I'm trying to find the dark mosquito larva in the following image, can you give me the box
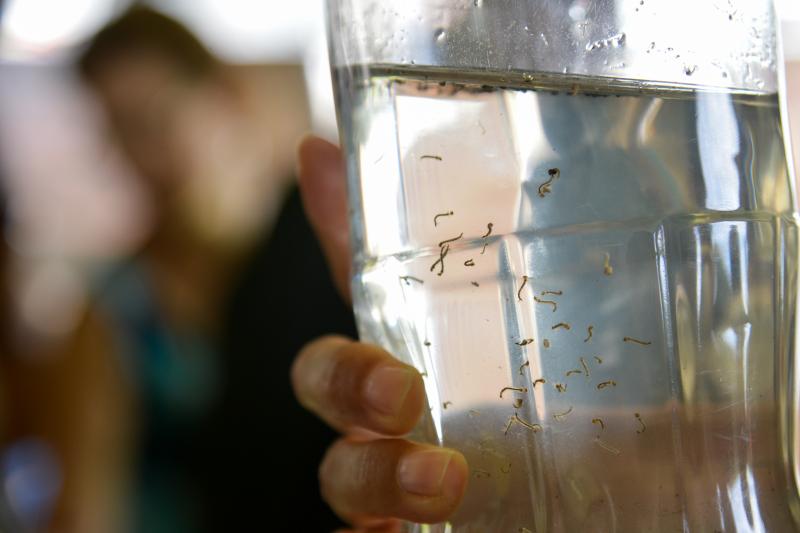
[430,244,450,276]
[438,233,464,248]
[624,336,652,346]
[538,167,560,198]
[635,412,647,434]
[517,275,529,301]
[433,211,454,226]
[399,275,424,286]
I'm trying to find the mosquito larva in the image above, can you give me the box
[424,340,431,347]
[464,259,476,267]
[481,222,494,239]
[443,401,453,409]
[543,339,551,348]
[594,355,604,364]
[421,154,443,161]
[566,369,583,377]
[555,383,567,393]
[517,275,529,301]
[584,325,594,342]
[430,244,450,276]
[541,289,563,296]
[515,338,534,347]
[399,275,424,286]
[533,378,546,387]
[580,357,590,379]
[623,336,652,346]
[592,418,605,430]
[519,361,530,375]
[538,167,560,198]
[474,469,492,478]
[438,233,464,248]
[501,463,512,474]
[469,409,481,417]
[552,322,571,331]
[513,399,524,409]
[513,413,542,432]
[500,386,528,398]
[553,406,574,421]
[635,412,647,434]
[433,211,453,226]
[594,436,621,455]
[534,296,557,312]
[603,252,614,276]
[471,281,480,287]
[597,380,617,389]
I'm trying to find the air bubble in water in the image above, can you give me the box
[683,65,697,76]
[434,28,446,42]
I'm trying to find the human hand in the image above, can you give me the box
[292,136,468,532]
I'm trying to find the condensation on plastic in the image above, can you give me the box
[328,0,779,93]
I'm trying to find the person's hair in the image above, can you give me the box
[77,6,217,82]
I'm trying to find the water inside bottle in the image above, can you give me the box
[335,65,800,532]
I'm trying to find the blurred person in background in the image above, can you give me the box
[0,5,355,532]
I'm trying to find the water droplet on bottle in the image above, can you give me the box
[683,64,697,76]
[434,28,446,42]
[569,4,587,21]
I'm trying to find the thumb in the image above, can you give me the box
[297,135,352,301]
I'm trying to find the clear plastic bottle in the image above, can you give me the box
[328,1,799,531]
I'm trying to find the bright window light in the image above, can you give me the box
[1,0,115,59]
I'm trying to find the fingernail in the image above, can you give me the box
[397,449,455,497]
[364,366,415,416]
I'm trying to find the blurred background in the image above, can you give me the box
[0,0,797,532]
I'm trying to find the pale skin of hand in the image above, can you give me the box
[292,136,469,533]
